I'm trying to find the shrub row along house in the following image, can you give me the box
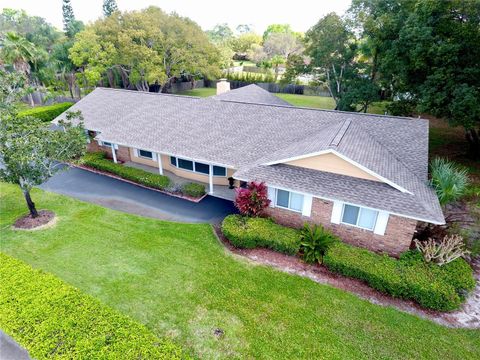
[54,81,444,256]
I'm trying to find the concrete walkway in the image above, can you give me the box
[40,166,237,223]
[0,331,30,360]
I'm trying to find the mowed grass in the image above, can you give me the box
[177,87,388,114]
[1,183,479,359]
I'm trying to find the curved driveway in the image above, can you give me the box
[40,167,237,223]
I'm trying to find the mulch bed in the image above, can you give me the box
[13,210,55,230]
[212,224,479,329]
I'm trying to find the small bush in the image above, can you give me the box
[300,223,339,264]
[0,253,184,359]
[430,157,469,206]
[234,181,270,216]
[221,214,300,255]
[18,102,74,122]
[324,242,475,311]
[80,152,171,190]
[181,182,206,198]
[414,235,470,265]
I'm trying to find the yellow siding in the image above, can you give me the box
[286,153,381,182]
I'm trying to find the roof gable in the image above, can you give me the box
[285,152,382,182]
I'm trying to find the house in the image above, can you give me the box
[54,80,444,256]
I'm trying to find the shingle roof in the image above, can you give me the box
[211,84,291,106]
[54,87,443,224]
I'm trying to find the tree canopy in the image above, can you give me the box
[69,7,221,91]
[103,0,119,17]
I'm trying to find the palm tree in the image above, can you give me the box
[0,32,39,106]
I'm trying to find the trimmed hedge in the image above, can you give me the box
[80,152,171,190]
[18,102,74,122]
[0,253,185,359]
[323,242,475,311]
[221,215,300,255]
[181,182,206,197]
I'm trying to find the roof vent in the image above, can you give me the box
[216,79,231,95]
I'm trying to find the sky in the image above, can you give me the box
[0,0,351,33]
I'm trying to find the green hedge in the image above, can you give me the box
[221,215,300,255]
[18,102,74,122]
[80,152,171,190]
[181,182,206,197]
[0,253,185,359]
[323,242,475,311]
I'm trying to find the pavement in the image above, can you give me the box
[39,166,237,223]
[0,331,30,360]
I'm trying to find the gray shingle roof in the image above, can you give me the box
[211,84,291,106]
[54,87,443,224]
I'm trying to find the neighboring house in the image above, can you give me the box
[54,81,444,256]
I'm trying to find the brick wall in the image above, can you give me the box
[264,198,417,256]
[86,140,131,163]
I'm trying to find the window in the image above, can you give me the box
[213,166,226,177]
[178,158,194,171]
[138,149,153,159]
[275,189,304,212]
[341,204,378,230]
[195,162,209,174]
[169,157,228,177]
[102,141,112,147]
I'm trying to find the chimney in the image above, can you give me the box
[216,79,230,95]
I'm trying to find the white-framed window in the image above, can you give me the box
[138,149,153,159]
[275,189,304,212]
[169,156,227,177]
[99,141,118,149]
[102,141,112,147]
[341,204,378,231]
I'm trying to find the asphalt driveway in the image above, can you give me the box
[40,167,237,223]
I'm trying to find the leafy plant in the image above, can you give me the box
[300,223,338,264]
[234,181,271,217]
[430,157,469,206]
[414,235,470,266]
[221,214,300,255]
[181,182,206,198]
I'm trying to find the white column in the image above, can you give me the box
[111,143,117,163]
[157,153,163,175]
[209,164,214,194]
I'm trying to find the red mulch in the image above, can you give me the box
[13,210,55,229]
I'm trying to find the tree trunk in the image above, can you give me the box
[23,189,38,218]
[466,128,480,159]
[106,68,115,88]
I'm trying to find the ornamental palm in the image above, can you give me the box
[429,158,469,206]
[300,223,338,264]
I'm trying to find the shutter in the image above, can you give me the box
[331,201,343,224]
[374,211,389,235]
[133,148,139,157]
[302,195,312,217]
[267,186,276,207]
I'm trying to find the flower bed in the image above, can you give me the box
[0,253,184,359]
[221,215,476,311]
[80,152,171,190]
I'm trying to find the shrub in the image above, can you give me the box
[300,223,339,264]
[234,181,271,216]
[221,214,300,255]
[323,242,475,311]
[414,235,470,265]
[0,253,184,359]
[80,152,171,190]
[430,157,469,206]
[18,102,74,122]
[181,182,206,198]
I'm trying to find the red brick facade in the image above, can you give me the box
[87,141,131,163]
[264,198,417,256]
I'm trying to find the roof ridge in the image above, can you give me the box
[95,87,203,100]
[330,119,352,147]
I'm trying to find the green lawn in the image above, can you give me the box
[1,183,479,359]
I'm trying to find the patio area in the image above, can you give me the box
[124,161,236,201]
